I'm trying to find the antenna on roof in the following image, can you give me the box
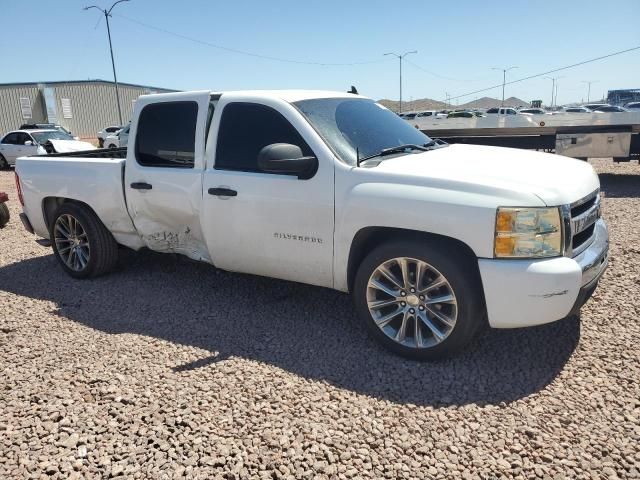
[348,85,359,95]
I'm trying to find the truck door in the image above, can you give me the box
[124,92,213,261]
[201,99,335,288]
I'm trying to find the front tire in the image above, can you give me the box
[50,203,119,279]
[353,240,484,360]
[0,154,9,170]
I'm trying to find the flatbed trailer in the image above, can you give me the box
[414,112,640,161]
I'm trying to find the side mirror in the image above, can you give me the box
[257,143,318,180]
[24,140,34,146]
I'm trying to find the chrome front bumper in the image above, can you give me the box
[573,219,609,287]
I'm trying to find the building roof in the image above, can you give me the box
[0,79,178,92]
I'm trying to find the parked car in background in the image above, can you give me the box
[0,192,9,228]
[414,110,448,119]
[0,131,46,167]
[583,103,610,111]
[0,129,95,167]
[593,105,629,113]
[486,107,517,115]
[624,101,640,111]
[20,123,77,139]
[564,106,591,113]
[518,108,546,115]
[97,126,123,148]
[447,110,477,118]
[104,125,130,148]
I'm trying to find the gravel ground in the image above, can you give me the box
[1,158,639,479]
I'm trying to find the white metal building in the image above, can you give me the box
[0,80,176,139]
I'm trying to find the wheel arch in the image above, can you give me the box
[42,197,102,233]
[346,227,484,297]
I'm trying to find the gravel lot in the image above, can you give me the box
[1,159,639,479]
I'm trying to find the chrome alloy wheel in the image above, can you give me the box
[54,214,90,272]
[366,257,458,349]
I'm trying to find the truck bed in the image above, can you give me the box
[16,152,142,248]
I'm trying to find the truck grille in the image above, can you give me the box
[568,190,600,256]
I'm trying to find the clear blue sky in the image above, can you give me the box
[1,0,639,105]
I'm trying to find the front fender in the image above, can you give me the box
[333,179,540,292]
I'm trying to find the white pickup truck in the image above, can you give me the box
[15,90,609,359]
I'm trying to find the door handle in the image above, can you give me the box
[208,187,237,197]
[130,182,152,190]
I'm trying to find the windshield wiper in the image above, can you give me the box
[357,144,429,165]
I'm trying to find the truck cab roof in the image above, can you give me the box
[141,89,363,104]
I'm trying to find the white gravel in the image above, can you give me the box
[1,158,639,479]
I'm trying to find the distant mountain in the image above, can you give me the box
[378,98,447,111]
[379,96,531,112]
[460,96,530,109]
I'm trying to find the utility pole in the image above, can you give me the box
[445,92,451,110]
[492,66,517,106]
[581,80,598,103]
[84,0,130,125]
[384,50,417,113]
[544,76,563,108]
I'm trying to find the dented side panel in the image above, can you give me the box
[123,91,213,263]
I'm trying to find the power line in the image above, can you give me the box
[439,45,640,104]
[114,13,388,66]
[404,59,469,82]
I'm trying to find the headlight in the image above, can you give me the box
[494,207,562,258]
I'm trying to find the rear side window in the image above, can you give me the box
[135,101,198,168]
[2,133,19,144]
[215,102,312,172]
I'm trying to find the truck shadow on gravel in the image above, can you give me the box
[598,172,640,198]
[0,251,580,407]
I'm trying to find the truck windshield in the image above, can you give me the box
[294,98,432,166]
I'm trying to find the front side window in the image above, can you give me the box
[294,98,432,166]
[215,102,312,172]
[135,101,198,168]
[17,133,32,144]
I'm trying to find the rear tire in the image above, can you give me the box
[0,203,9,228]
[353,239,484,360]
[50,202,119,279]
[0,154,8,170]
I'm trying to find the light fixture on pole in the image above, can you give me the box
[384,50,417,114]
[492,66,517,106]
[84,0,130,125]
[581,80,598,103]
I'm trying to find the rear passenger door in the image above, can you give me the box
[201,99,335,288]
[124,92,213,261]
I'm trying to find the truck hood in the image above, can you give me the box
[372,144,599,206]
[48,139,96,153]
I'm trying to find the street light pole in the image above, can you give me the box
[581,80,598,103]
[492,66,517,106]
[544,76,563,108]
[84,0,130,125]
[384,50,417,113]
